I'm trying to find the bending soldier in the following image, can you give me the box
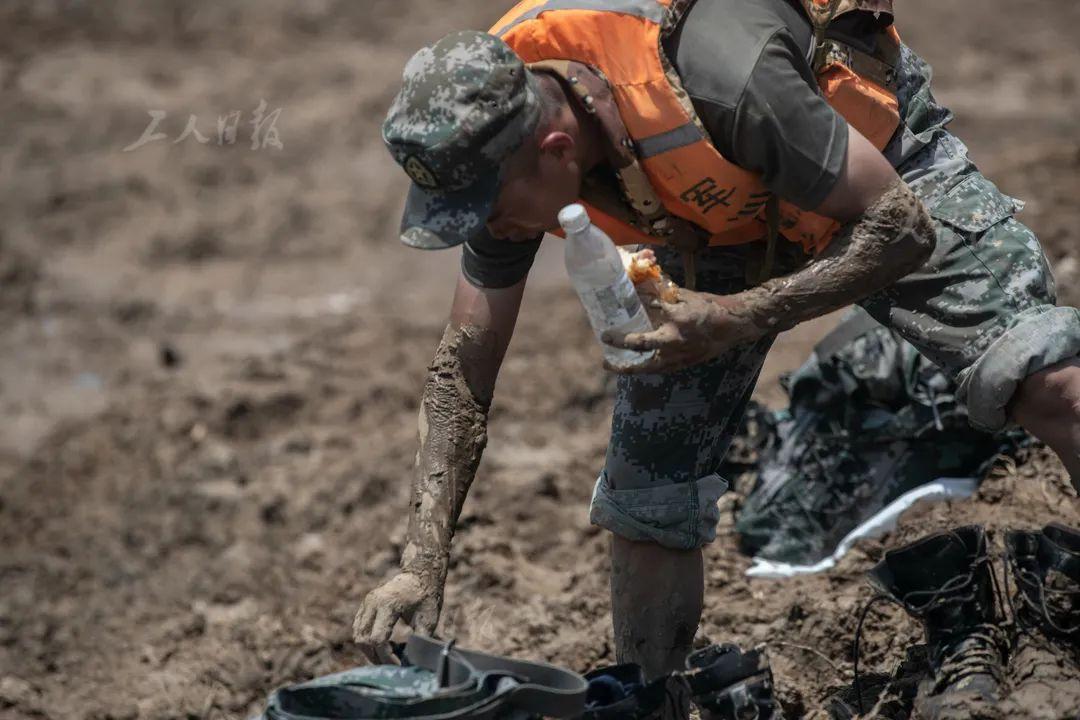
[355,0,1080,683]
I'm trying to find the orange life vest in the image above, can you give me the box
[490,0,901,254]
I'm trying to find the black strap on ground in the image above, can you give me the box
[262,635,587,720]
[405,635,588,719]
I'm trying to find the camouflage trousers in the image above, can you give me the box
[590,130,1080,550]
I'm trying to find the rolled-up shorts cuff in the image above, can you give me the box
[958,305,1080,432]
[588,472,729,550]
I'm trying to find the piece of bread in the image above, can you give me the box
[619,248,680,303]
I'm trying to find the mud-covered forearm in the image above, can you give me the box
[398,324,495,586]
[734,180,936,333]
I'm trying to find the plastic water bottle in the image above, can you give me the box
[558,204,655,368]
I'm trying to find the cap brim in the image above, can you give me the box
[399,170,500,250]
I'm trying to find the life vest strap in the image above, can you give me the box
[527,55,713,290]
[758,195,781,286]
[527,59,671,226]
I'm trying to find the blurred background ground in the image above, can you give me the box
[0,1,1078,718]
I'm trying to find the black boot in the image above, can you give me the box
[683,644,783,720]
[866,525,1007,720]
[1003,523,1080,718]
[578,644,782,720]
[578,663,691,720]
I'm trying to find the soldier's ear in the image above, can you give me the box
[537,130,574,159]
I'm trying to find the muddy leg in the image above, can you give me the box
[610,535,704,679]
[1011,357,1080,489]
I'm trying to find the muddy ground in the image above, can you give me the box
[1,1,1079,718]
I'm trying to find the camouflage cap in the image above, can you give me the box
[383,31,542,250]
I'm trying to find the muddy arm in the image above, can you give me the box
[400,273,525,587]
[734,123,936,333]
[605,126,936,372]
[354,272,526,657]
[734,177,936,335]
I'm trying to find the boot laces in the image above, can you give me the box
[852,540,1005,715]
[1005,547,1080,639]
[927,623,1006,692]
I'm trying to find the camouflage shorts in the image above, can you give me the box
[591,131,1080,550]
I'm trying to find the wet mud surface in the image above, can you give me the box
[1,1,1080,718]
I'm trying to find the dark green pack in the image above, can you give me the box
[730,309,1027,567]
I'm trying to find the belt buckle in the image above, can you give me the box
[730,682,760,720]
[437,638,458,688]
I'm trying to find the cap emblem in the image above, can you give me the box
[404,156,439,189]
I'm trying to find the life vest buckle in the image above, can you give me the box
[817,37,900,91]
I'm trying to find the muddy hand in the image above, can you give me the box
[353,571,441,664]
[602,288,765,374]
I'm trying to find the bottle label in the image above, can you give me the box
[592,287,626,322]
[581,281,641,328]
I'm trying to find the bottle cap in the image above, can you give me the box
[557,204,590,235]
